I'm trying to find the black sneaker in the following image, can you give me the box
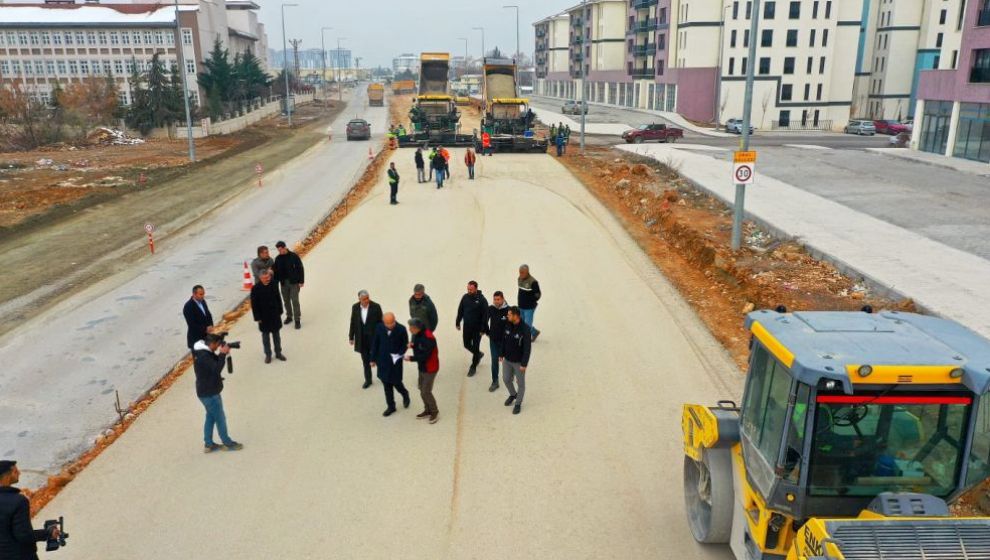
[275,354,287,361]
[402,394,411,408]
[467,365,477,377]
[294,320,301,330]
[283,317,293,325]
[504,395,516,406]
[477,352,486,363]
[513,404,521,415]
[383,408,397,417]
[204,443,221,453]
[362,381,372,389]
[488,382,499,392]
[223,441,244,451]
[532,331,540,342]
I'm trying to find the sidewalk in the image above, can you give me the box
[866,148,990,177]
[535,105,630,135]
[618,143,990,340]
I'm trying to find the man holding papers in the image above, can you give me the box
[370,312,411,417]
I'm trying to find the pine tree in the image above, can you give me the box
[125,57,154,133]
[198,38,234,117]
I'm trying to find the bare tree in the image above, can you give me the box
[760,91,771,128]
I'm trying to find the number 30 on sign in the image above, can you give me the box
[733,151,757,185]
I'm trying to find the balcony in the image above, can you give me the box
[632,18,659,33]
[536,28,547,38]
[631,0,658,9]
[571,17,584,27]
[630,67,655,79]
[970,67,990,83]
[631,43,657,56]
[573,53,584,62]
[571,36,584,45]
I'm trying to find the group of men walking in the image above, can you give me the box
[349,265,543,419]
[180,241,306,453]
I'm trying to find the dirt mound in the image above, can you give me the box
[87,127,145,146]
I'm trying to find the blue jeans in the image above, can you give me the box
[435,170,444,188]
[489,338,502,383]
[521,308,540,336]
[468,165,475,179]
[199,394,234,446]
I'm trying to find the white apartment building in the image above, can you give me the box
[534,12,569,92]
[0,1,269,106]
[853,0,966,120]
[564,0,629,103]
[393,53,420,76]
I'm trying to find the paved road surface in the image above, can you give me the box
[38,151,740,559]
[1,88,387,488]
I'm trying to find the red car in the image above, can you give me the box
[873,120,911,135]
[622,123,684,144]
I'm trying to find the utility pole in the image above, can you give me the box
[714,3,732,130]
[281,3,298,126]
[458,37,468,78]
[172,0,194,162]
[731,0,761,251]
[504,5,519,61]
[580,0,587,151]
[473,26,485,63]
[289,39,302,79]
[321,26,333,103]
[336,37,347,102]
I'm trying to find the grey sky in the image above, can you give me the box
[257,0,577,68]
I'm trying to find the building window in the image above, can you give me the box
[114,60,124,74]
[76,31,86,45]
[731,30,737,48]
[813,1,820,18]
[121,32,130,46]
[110,32,119,45]
[186,59,196,74]
[764,1,776,19]
[789,1,801,19]
[57,60,66,74]
[822,29,829,46]
[87,31,96,45]
[940,9,947,25]
[98,31,108,45]
[132,31,142,45]
[733,1,740,20]
[953,103,990,162]
[759,57,771,74]
[155,31,164,45]
[125,60,134,73]
[7,32,17,46]
[0,61,9,76]
[762,30,774,47]
[80,60,89,74]
[29,32,40,46]
[936,32,944,48]
[819,57,826,74]
[779,110,791,127]
[144,31,154,45]
[816,84,823,100]
[742,57,748,74]
[10,61,21,75]
[933,55,940,69]
[803,83,811,100]
[69,60,78,75]
[973,49,990,82]
[806,56,813,73]
[165,32,175,46]
[53,33,62,46]
[920,100,953,154]
[744,29,750,47]
[810,29,816,47]
[182,29,193,46]
[825,1,832,18]
[729,57,736,74]
[746,1,753,19]
[979,0,990,26]
[783,57,795,74]
[41,32,51,46]
[787,29,798,47]
[45,60,55,75]
[781,84,793,100]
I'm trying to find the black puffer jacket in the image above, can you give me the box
[456,291,489,330]
[193,340,226,398]
[0,486,49,560]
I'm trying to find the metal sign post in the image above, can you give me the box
[145,223,155,254]
[731,0,762,251]
[255,163,263,188]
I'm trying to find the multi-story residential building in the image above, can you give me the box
[627,0,675,111]
[225,0,267,71]
[392,53,420,76]
[566,0,629,105]
[914,0,990,164]
[534,12,570,96]
[852,0,966,121]
[0,1,269,107]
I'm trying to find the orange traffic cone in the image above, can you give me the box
[241,261,253,291]
[367,147,374,160]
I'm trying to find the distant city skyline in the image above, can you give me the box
[256,0,576,68]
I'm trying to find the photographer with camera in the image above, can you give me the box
[193,333,243,453]
[0,460,64,559]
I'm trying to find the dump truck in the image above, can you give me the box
[478,58,547,153]
[397,52,475,148]
[682,309,990,560]
[367,83,385,107]
[392,80,416,95]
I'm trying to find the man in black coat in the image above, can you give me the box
[349,290,383,389]
[485,291,511,392]
[500,307,533,415]
[0,461,60,560]
[193,334,242,451]
[182,284,214,350]
[370,312,411,417]
[273,240,305,329]
[250,269,286,364]
[455,280,489,377]
[517,264,542,341]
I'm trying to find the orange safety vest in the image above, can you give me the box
[464,150,476,166]
[482,133,491,148]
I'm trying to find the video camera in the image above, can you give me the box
[214,331,240,374]
[43,516,68,551]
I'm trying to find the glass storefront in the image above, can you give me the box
[919,100,953,155]
[953,103,990,163]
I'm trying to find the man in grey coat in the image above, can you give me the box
[408,283,439,332]
[250,245,275,283]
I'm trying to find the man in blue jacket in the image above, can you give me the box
[370,312,411,417]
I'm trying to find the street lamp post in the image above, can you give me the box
[731,0,762,251]
[580,0,587,151]
[336,37,348,102]
[714,3,732,130]
[503,5,520,61]
[321,26,333,103]
[172,0,195,162]
[281,3,298,126]
[458,37,468,78]
[472,26,485,62]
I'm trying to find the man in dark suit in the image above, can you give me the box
[250,269,286,364]
[349,290,383,389]
[0,460,61,560]
[370,312,411,417]
[182,284,214,350]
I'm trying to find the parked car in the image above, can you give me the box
[725,118,755,134]
[890,131,911,147]
[873,119,911,135]
[561,100,588,115]
[622,123,684,144]
[844,119,876,135]
[346,119,371,141]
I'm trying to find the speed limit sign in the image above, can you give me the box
[732,151,757,185]
[255,163,263,174]
[144,223,155,234]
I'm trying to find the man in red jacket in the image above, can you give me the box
[406,318,440,423]
[464,147,477,180]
